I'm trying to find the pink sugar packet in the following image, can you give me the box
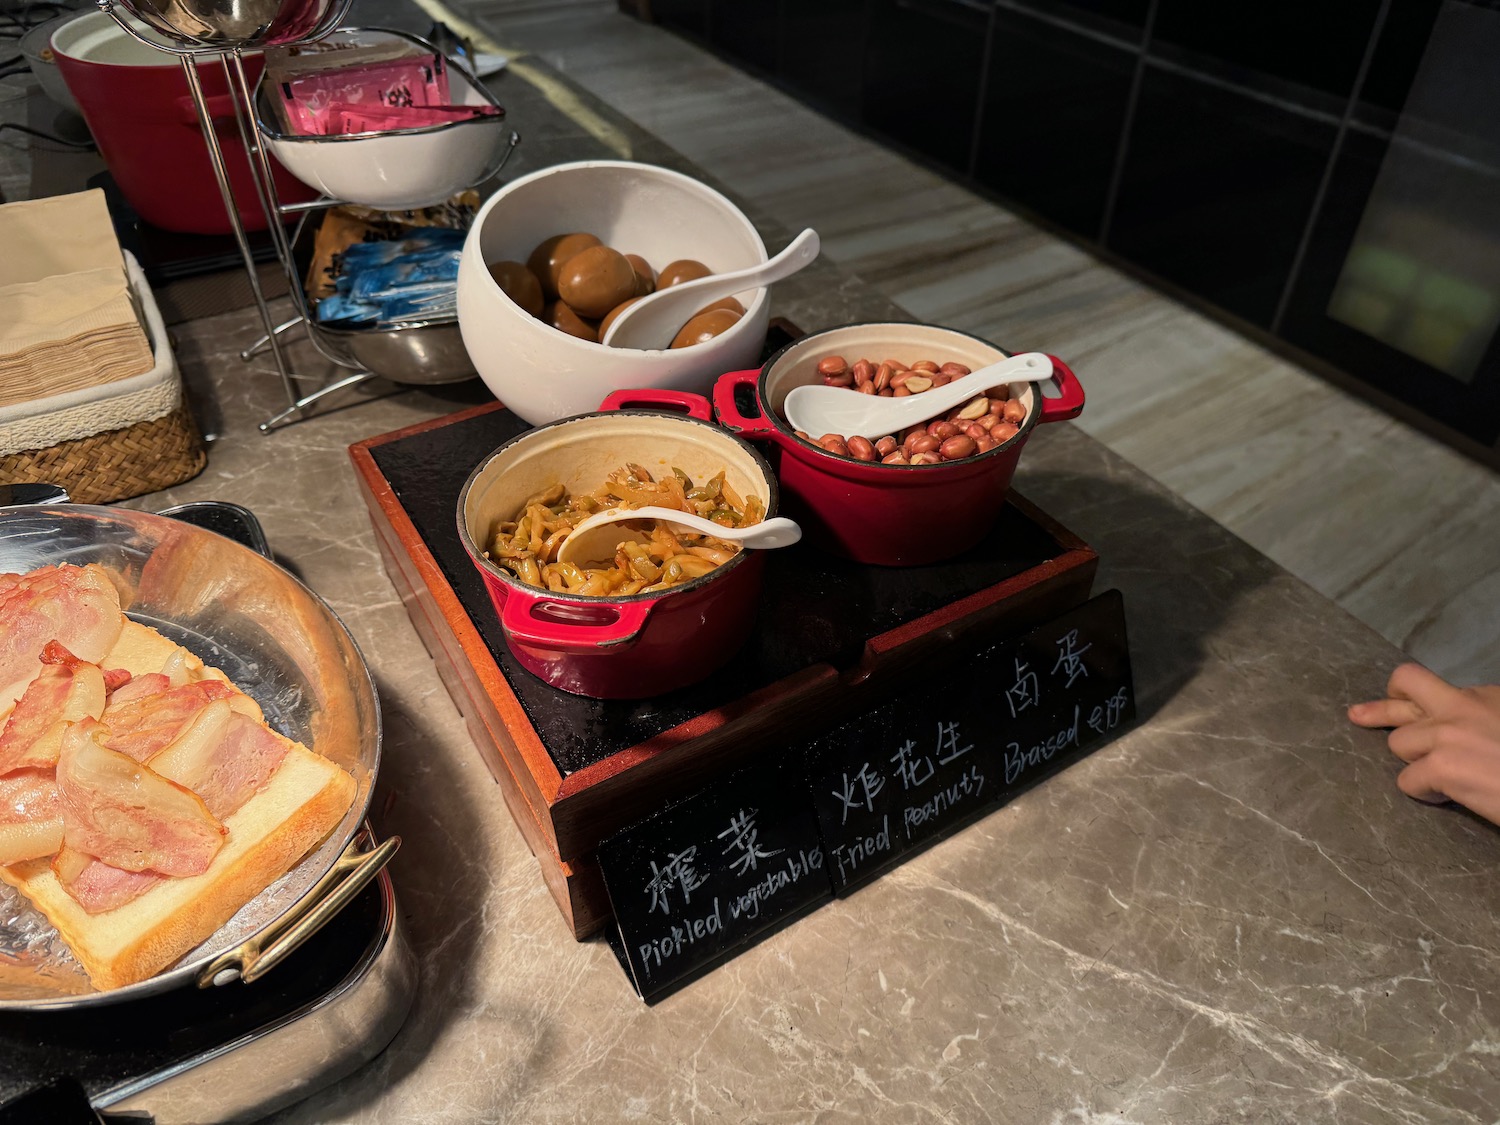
[279,54,451,136]
[331,103,502,135]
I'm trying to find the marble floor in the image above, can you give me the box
[457,0,1500,684]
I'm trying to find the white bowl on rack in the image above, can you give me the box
[20,13,85,113]
[254,30,513,210]
[456,160,771,427]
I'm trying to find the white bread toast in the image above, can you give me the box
[0,620,357,990]
[100,618,238,696]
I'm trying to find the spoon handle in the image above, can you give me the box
[601,228,821,347]
[665,228,820,300]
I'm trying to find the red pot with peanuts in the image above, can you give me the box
[712,322,1084,566]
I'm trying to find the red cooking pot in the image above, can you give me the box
[51,12,316,234]
[712,322,1084,566]
[456,389,781,699]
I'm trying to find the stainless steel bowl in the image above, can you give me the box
[292,195,481,388]
[110,0,352,50]
[315,317,478,386]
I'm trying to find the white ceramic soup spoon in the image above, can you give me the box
[783,352,1053,439]
[601,228,821,349]
[555,505,802,567]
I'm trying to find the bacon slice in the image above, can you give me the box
[0,662,106,773]
[152,705,289,820]
[56,708,292,914]
[56,720,225,877]
[0,769,63,864]
[106,672,169,708]
[52,845,162,915]
[39,641,77,667]
[98,680,238,763]
[0,565,122,709]
[42,639,132,695]
[159,649,193,689]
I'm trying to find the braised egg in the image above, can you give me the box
[528,233,602,299]
[557,246,639,319]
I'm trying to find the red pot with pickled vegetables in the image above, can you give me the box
[456,389,780,699]
[712,322,1085,566]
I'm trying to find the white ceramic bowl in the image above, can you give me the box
[457,160,771,426]
[21,13,84,113]
[255,30,511,210]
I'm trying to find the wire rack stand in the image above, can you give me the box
[93,0,515,432]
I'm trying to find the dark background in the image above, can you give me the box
[633,0,1500,469]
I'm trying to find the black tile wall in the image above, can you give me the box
[1151,0,1384,102]
[1356,0,1443,122]
[1280,128,1500,446]
[642,0,1498,457]
[1279,127,1386,347]
[862,0,991,173]
[1007,0,1151,43]
[710,0,781,73]
[1107,66,1337,327]
[652,0,709,39]
[778,0,868,120]
[974,6,1136,237]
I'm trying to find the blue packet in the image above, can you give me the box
[347,249,462,301]
[375,282,459,324]
[318,226,467,326]
[315,294,380,323]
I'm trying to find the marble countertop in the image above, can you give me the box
[114,54,1500,1125]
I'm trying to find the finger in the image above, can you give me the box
[1348,698,1425,728]
[1395,754,1450,805]
[1387,720,1439,762]
[1386,663,1461,715]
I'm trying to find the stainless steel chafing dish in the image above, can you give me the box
[0,504,395,1009]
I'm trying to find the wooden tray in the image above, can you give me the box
[351,389,1098,938]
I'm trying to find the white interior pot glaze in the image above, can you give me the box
[51,10,190,64]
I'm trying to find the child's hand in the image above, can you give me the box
[1349,663,1500,825]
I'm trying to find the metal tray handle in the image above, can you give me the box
[197,831,400,988]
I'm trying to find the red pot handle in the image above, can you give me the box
[499,587,653,651]
[176,93,242,127]
[1037,356,1086,424]
[711,368,779,439]
[597,388,713,420]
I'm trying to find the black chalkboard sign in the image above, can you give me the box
[600,591,1133,997]
[809,590,1133,891]
[598,754,832,1001]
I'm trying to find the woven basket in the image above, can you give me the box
[0,402,206,505]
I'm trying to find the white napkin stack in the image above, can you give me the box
[0,190,154,410]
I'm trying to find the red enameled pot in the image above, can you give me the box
[456,389,780,699]
[712,322,1085,566]
[50,12,316,235]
